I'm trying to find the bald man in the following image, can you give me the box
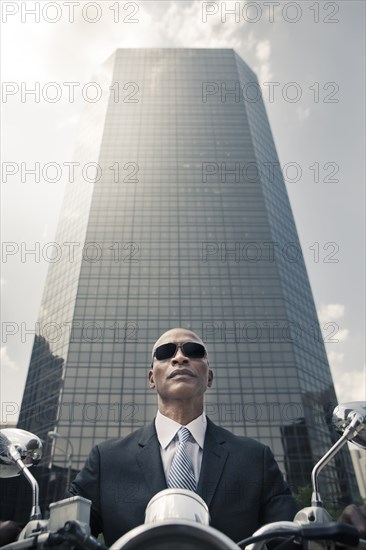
[69,328,300,545]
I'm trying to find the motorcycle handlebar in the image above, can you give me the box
[47,521,108,550]
[1,519,365,550]
[237,521,361,549]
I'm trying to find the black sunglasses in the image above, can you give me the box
[153,342,206,361]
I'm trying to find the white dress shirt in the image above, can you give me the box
[155,410,207,483]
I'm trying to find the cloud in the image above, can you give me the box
[243,31,256,52]
[256,40,271,62]
[57,114,80,131]
[154,1,243,49]
[327,350,365,403]
[254,39,273,83]
[1,346,19,372]
[41,224,50,240]
[335,328,349,342]
[317,304,358,403]
[318,303,345,323]
[1,347,23,422]
[258,63,273,83]
[332,366,366,403]
[327,350,344,368]
[296,106,311,122]
[318,303,348,343]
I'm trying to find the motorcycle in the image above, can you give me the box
[0,401,365,550]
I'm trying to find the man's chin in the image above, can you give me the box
[161,386,202,400]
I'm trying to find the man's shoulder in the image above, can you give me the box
[207,418,268,451]
[95,422,155,454]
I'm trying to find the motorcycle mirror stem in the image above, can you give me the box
[311,403,366,506]
[294,402,366,527]
[9,443,42,520]
[311,407,366,508]
[0,429,43,521]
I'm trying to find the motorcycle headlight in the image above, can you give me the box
[110,519,240,550]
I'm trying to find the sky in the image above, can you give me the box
[1,0,365,425]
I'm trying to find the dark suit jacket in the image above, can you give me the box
[69,418,299,546]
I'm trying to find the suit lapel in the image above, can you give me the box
[135,421,167,497]
[135,418,229,508]
[197,418,229,507]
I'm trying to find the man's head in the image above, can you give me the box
[148,328,213,409]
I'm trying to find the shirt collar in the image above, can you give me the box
[155,410,207,450]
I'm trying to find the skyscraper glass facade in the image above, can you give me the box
[17,49,358,506]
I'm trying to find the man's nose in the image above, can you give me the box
[171,348,189,365]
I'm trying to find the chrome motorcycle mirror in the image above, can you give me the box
[0,428,42,477]
[295,401,366,522]
[0,428,43,520]
[311,402,366,507]
[332,402,366,449]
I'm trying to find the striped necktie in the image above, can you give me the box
[168,426,196,492]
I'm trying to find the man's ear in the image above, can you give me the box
[148,369,155,388]
[207,369,214,388]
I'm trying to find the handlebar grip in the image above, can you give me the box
[300,522,359,547]
[51,521,108,550]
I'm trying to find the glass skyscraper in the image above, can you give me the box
[17,49,358,506]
